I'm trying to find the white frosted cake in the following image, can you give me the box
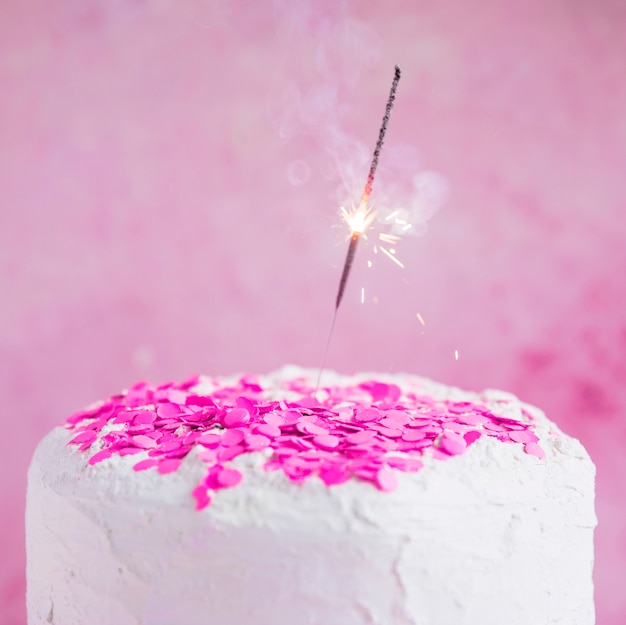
[26,366,596,625]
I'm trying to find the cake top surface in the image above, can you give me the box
[64,366,548,509]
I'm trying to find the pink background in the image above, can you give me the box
[1,1,625,623]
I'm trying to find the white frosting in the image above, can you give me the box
[26,367,596,625]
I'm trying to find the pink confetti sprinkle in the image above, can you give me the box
[255,423,281,438]
[113,411,135,424]
[263,460,282,472]
[118,447,143,456]
[158,458,182,474]
[509,430,540,444]
[312,434,340,449]
[182,410,210,423]
[246,434,271,450]
[379,415,408,429]
[444,421,468,435]
[186,394,216,407]
[524,442,546,459]
[88,449,114,465]
[281,409,302,425]
[68,430,97,445]
[296,397,321,409]
[319,465,351,486]
[263,413,286,427]
[299,421,329,436]
[386,456,424,472]
[132,410,156,425]
[405,417,435,428]
[454,413,487,426]
[222,429,246,447]
[223,407,250,428]
[483,422,509,432]
[198,448,218,463]
[273,446,298,458]
[132,435,158,449]
[354,408,380,422]
[167,389,187,405]
[183,431,201,446]
[376,467,399,492]
[375,426,404,438]
[191,485,211,510]
[402,430,426,442]
[127,424,152,434]
[160,439,183,452]
[236,396,257,415]
[346,429,377,445]
[165,447,189,459]
[240,376,262,392]
[464,430,482,445]
[216,467,243,488]
[157,403,181,419]
[198,433,222,448]
[133,458,159,471]
[440,433,467,456]
[217,445,245,462]
[431,448,451,461]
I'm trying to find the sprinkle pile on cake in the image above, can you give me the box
[66,370,546,509]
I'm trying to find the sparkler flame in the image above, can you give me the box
[316,65,402,392]
[341,199,377,236]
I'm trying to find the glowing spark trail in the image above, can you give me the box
[317,65,402,391]
[379,233,401,245]
[379,245,405,268]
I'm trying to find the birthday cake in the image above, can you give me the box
[26,366,596,625]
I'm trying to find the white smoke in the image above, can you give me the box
[269,0,447,233]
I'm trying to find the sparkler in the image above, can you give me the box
[335,64,401,310]
[316,65,402,390]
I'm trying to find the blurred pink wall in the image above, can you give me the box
[1,1,625,623]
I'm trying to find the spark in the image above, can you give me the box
[454,349,459,361]
[378,233,400,244]
[385,210,399,221]
[379,245,405,268]
[340,202,377,237]
[416,313,425,326]
[361,287,365,304]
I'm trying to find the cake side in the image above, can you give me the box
[26,367,596,625]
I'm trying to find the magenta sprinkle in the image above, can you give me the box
[65,374,548,508]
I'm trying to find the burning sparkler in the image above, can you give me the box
[316,65,402,390]
[334,65,401,310]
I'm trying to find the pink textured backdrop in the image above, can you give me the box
[1,1,625,623]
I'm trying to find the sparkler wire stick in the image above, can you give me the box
[361,64,401,206]
[316,65,402,392]
[335,233,360,309]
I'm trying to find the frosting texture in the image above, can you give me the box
[26,367,596,625]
